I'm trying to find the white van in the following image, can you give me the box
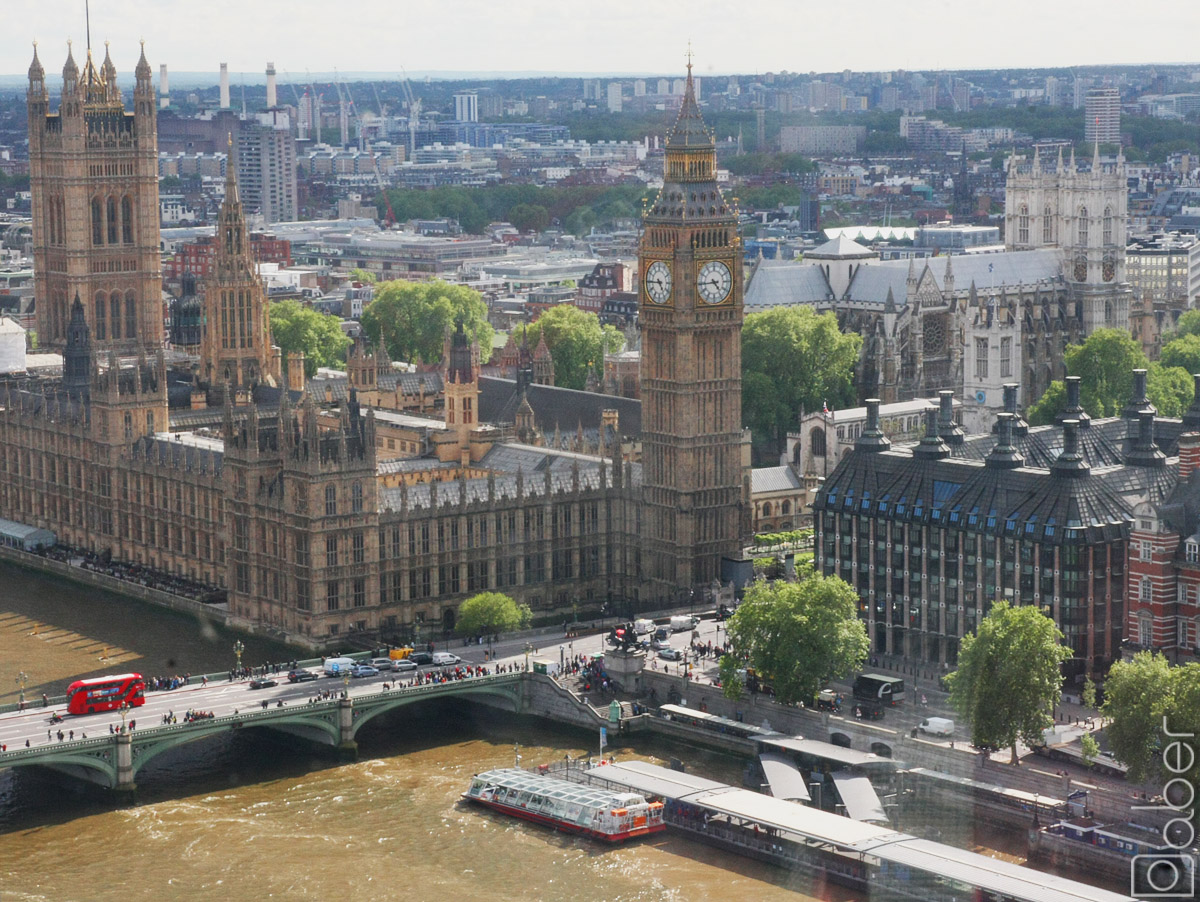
[634,619,656,636]
[431,652,461,666]
[918,717,955,737]
[670,615,699,633]
[323,656,357,677]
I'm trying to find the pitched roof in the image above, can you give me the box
[478,376,641,436]
[751,466,805,495]
[744,261,834,310]
[806,234,876,260]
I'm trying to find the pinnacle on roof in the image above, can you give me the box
[28,43,43,81]
[224,133,240,204]
[101,42,116,84]
[62,42,78,80]
[135,40,151,80]
[665,59,712,150]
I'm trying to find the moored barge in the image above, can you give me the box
[463,768,665,842]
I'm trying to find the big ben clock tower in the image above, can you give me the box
[639,59,747,595]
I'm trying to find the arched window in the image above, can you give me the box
[325,484,337,516]
[352,481,363,513]
[1138,609,1153,646]
[1017,204,1029,245]
[121,196,133,244]
[106,196,118,245]
[109,295,122,340]
[781,500,791,515]
[94,292,106,341]
[1077,207,1088,247]
[1103,206,1113,246]
[125,292,137,341]
[811,427,826,458]
[91,198,103,245]
[1140,576,1153,602]
[762,502,773,518]
[1043,205,1054,244]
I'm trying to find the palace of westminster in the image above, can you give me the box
[0,44,749,647]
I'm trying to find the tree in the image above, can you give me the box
[1172,309,1200,340]
[519,305,624,391]
[1160,333,1200,374]
[361,280,493,366]
[717,573,869,706]
[508,203,549,233]
[1102,651,1192,783]
[1026,329,1148,424]
[945,601,1071,763]
[455,592,532,638]
[1026,381,1066,427]
[347,268,376,285]
[741,307,861,453]
[1147,363,1194,417]
[269,299,351,379]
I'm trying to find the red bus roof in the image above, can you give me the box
[68,673,144,686]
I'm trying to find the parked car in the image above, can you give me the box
[657,647,682,661]
[392,659,419,673]
[369,657,395,671]
[409,651,434,666]
[287,669,318,683]
[350,664,379,678]
[248,678,278,690]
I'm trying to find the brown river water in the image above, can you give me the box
[0,561,1070,901]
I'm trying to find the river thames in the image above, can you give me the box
[0,561,1035,901]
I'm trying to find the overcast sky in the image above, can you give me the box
[7,0,1200,79]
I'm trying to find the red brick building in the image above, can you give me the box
[577,262,634,315]
[1125,421,1200,664]
[165,233,291,280]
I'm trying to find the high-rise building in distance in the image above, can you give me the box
[1085,87,1121,144]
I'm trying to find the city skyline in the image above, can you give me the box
[6,0,1200,80]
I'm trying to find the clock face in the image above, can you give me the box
[1102,255,1115,282]
[645,260,672,305]
[1073,254,1087,283]
[697,260,732,304]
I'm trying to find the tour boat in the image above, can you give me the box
[463,768,665,842]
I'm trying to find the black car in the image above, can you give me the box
[287,669,318,683]
[248,678,278,690]
[408,651,434,666]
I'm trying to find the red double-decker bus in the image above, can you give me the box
[65,673,146,715]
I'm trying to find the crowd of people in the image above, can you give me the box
[35,545,221,603]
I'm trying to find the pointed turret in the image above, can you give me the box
[63,292,91,398]
[100,42,118,101]
[27,43,45,95]
[62,43,78,90]
[665,58,712,151]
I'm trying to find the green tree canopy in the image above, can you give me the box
[1160,332,1200,374]
[519,305,625,391]
[742,307,861,451]
[1103,652,1200,796]
[347,268,376,285]
[1172,309,1200,340]
[1147,363,1194,417]
[717,573,869,706]
[454,592,532,637]
[508,203,550,233]
[945,601,1071,762]
[361,280,494,366]
[268,299,352,379]
[1027,329,1148,425]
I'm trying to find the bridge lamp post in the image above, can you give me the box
[343,669,351,699]
[118,701,130,734]
[233,640,245,674]
[524,642,534,671]
[16,671,28,710]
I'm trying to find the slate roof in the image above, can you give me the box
[307,371,444,403]
[815,420,1182,546]
[479,376,641,436]
[806,234,876,259]
[952,416,1185,469]
[744,261,834,310]
[745,248,1065,311]
[379,464,626,513]
[751,466,805,494]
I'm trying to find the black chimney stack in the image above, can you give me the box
[1126,409,1166,468]
[914,407,951,460]
[1051,420,1090,477]
[854,399,891,453]
[986,413,1024,470]
[937,390,964,445]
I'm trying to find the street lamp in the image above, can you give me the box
[524,642,535,671]
[15,671,28,710]
[118,701,130,733]
[233,640,245,674]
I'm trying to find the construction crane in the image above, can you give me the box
[398,67,421,159]
[337,73,396,227]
